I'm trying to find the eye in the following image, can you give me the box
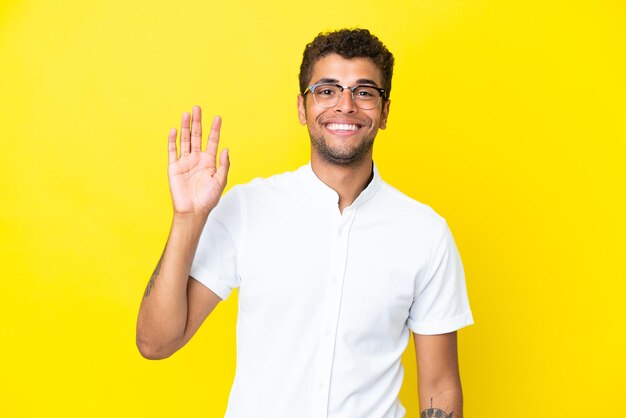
[314,85,338,96]
[354,86,378,99]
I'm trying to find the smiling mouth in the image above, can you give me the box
[324,123,362,132]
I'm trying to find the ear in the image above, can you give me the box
[297,95,307,125]
[379,100,391,130]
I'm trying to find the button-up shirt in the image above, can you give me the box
[190,163,473,418]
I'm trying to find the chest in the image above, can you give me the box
[236,206,431,336]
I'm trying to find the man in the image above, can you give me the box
[136,29,473,418]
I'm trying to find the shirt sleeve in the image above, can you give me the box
[189,187,242,301]
[407,222,474,335]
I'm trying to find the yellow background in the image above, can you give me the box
[1,0,624,416]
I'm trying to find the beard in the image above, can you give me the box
[310,132,375,167]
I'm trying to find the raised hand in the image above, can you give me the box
[168,106,229,216]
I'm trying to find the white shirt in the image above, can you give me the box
[190,163,473,418]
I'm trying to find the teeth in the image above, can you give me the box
[326,123,359,131]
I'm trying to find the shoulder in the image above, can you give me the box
[373,179,448,233]
[242,166,304,191]
[208,166,306,229]
[222,164,309,207]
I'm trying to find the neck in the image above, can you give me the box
[310,154,374,213]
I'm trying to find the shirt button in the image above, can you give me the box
[331,275,339,284]
[324,328,331,336]
[318,382,324,389]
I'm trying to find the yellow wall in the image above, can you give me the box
[1,1,624,416]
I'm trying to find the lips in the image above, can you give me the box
[321,118,368,134]
[325,123,360,131]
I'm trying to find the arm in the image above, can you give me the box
[414,331,463,418]
[136,106,230,360]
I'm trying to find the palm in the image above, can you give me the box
[167,107,229,216]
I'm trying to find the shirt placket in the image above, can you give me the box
[312,206,357,418]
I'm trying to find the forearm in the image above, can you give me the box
[136,213,207,359]
[418,377,463,418]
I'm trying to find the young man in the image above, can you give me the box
[136,29,473,418]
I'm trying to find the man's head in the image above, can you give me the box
[299,29,394,100]
[297,29,394,167]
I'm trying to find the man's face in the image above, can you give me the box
[298,53,390,166]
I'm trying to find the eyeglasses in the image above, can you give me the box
[303,82,386,110]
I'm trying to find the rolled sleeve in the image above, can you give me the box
[408,223,474,335]
[189,189,241,300]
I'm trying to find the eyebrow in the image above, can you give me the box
[355,78,379,87]
[312,78,339,85]
[311,77,381,87]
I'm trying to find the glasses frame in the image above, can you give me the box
[303,82,387,110]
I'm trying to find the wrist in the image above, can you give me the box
[172,211,210,229]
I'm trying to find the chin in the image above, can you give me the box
[312,137,374,167]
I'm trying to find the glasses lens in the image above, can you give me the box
[353,86,381,110]
[313,84,341,108]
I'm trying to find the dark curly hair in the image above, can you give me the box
[299,28,394,101]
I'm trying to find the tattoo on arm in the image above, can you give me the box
[421,398,454,418]
[143,254,163,298]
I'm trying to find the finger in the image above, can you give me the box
[180,111,191,156]
[167,128,178,165]
[215,148,230,188]
[191,105,202,152]
[205,115,222,169]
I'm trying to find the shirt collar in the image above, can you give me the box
[297,161,381,210]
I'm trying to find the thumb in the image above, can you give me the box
[216,148,230,187]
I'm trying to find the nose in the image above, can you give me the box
[334,89,357,113]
